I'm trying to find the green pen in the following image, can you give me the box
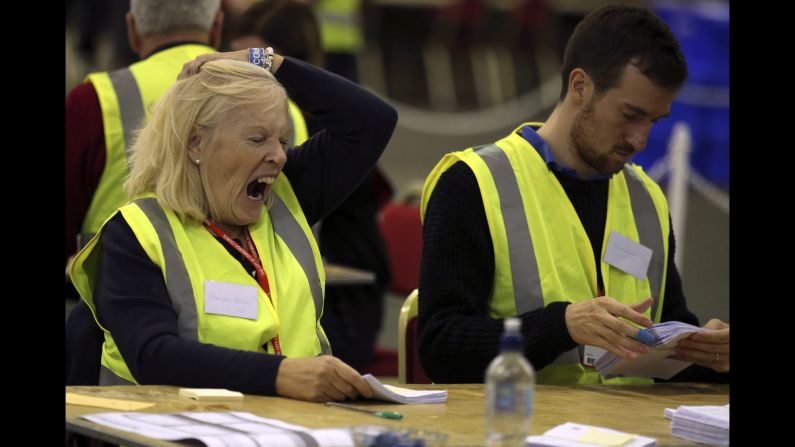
[325,401,403,420]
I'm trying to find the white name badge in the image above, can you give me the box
[603,230,652,280]
[582,345,607,367]
[204,280,259,320]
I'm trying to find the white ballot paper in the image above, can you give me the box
[665,404,729,446]
[362,374,447,404]
[525,422,656,447]
[81,411,353,447]
[595,321,709,379]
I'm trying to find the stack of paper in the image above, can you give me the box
[362,374,447,404]
[665,404,729,446]
[525,422,656,447]
[595,321,706,379]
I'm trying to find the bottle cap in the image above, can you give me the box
[505,317,521,333]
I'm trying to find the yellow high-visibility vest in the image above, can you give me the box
[81,44,216,246]
[316,0,363,53]
[421,123,670,385]
[71,174,331,384]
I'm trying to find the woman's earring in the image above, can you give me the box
[195,159,201,165]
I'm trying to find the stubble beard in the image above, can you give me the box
[570,101,625,176]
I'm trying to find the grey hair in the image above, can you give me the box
[130,0,221,37]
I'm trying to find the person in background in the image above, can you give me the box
[314,0,363,82]
[227,0,363,80]
[228,0,324,67]
[66,0,223,266]
[228,0,392,373]
[66,0,224,388]
[417,5,729,384]
[67,0,138,73]
[227,0,318,150]
[70,49,397,399]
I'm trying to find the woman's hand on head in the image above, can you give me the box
[178,50,248,80]
[275,355,374,402]
[178,50,285,80]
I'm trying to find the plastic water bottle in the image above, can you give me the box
[485,317,535,447]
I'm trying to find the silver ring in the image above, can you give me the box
[714,352,720,362]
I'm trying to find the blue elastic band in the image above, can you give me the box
[635,328,657,345]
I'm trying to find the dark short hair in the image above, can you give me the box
[559,5,688,100]
[229,0,322,66]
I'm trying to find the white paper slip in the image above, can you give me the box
[667,404,729,446]
[178,388,244,401]
[81,411,354,447]
[204,280,258,320]
[525,422,656,447]
[673,404,729,429]
[362,374,447,404]
[603,230,652,280]
[595,321,707,379]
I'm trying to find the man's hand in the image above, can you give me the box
[674,319,729,372]
[565,296,654,360]
[275,355,374,402]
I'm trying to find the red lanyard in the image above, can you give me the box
[204,220,281,355]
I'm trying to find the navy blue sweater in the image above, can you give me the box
[72,57,397,395]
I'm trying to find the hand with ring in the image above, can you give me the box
[673,319,729,372]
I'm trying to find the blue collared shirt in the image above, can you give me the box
[520,125,611,181]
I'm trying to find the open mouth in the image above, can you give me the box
[246,176,276,201]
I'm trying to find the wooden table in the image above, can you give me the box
[66,383,728,446]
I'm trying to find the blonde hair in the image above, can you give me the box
[125,59,287,223]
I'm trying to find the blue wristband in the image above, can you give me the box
[249,48,266,69]
[248,47,274,72]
